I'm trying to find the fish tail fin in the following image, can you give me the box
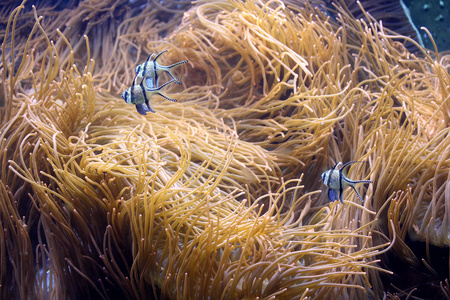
[158,92,177,102]
[167,59,188,69]
[157,79,177,89]
[343,177,372,185]
[349,185,364,202]
[353,179,373,184]
[164,60,188,84]
[165,73,182,84]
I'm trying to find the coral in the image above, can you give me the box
[0,0,449,299]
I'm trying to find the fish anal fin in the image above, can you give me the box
[144,100,155,113]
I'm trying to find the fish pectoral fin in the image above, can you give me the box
[328,189,337,202]
[136,103,149,115]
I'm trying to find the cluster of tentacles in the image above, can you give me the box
[0,0,448,299]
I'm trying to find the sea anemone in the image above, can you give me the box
[1,0,449,299]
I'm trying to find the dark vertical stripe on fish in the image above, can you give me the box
[142,59,149,81]
[153,58,158,89]
[338,167,343,202]
[326,164,335,187]
[130,84,135,104]
[141,81,149,105]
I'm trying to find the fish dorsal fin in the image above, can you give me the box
[332,162,341,170]
[340,160,369,176]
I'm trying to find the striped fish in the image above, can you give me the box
[321,161,372,204]
[121,50,188,115]
[121,77,176,115]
